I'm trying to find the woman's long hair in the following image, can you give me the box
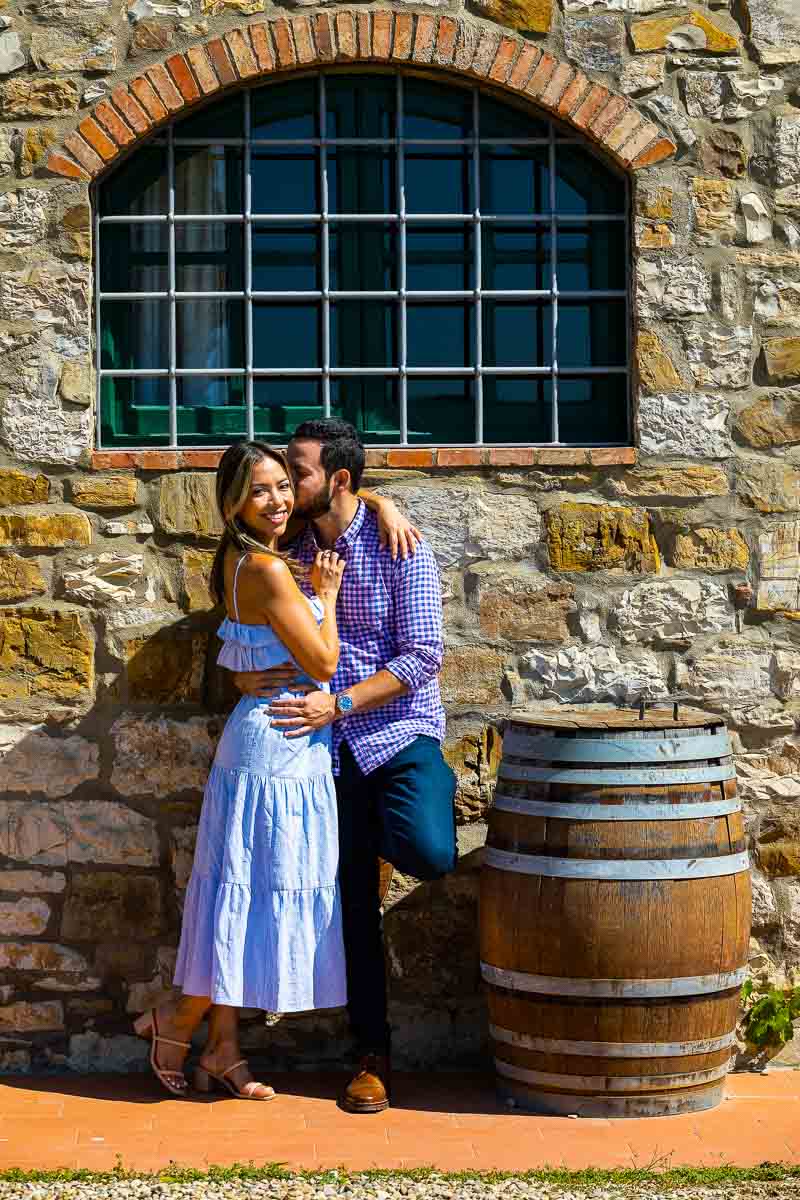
[209,440,306,607]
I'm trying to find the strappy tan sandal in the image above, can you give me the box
[194,1058,276,1101]
[133,1008,190,1098]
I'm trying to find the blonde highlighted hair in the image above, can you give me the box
[209,440,306,606]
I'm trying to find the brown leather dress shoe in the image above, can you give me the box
[340,1053,391,1114]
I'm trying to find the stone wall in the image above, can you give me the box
[1,0,800,1072]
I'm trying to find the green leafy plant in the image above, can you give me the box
[741,978,800,1047]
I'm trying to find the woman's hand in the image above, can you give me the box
[375,498,423,561]
[310,549,345,600]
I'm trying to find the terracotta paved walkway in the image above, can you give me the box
[0,1071,799,1174]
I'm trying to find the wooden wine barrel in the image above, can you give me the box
[480,707,750,1118]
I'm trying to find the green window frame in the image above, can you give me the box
[95,70,630,449]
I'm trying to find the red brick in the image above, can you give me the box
[94,99,135,147]
[271,18,296,68]
[386,449,434,468]
[46,151,89,181]
[78,116,118,161]
[130,76,168,122]
[64,131,104,176]
[392,11,413,60]
[313,12,335,61]
[291,16,314,65]
[507,41,540,91]
[139,451,179,471]
[605,110,643,154]
[412,13,436,63]
[225,28,258,76]
[205,38,237,86]
[489,36,519,84]
[91,451,138,470]
[248,23,274,72]
[186,45,220,94]
[487,447,537,466]
[165,53,201,103]
[180,450,223,469]
[365,448,387,468]
[335,11,356,59]
[572,85,610,131]
[525,52,556,98]
[356,11,371,58]
[437,448,483,467]
[589,447,636,466]
[590,95,628,141]
[146,63,184,112]
[434,15,458,65]
[110,86,152,134]
[619,121,660,165]
[372,10,393,59]
[540,61,574,110]
[631,136,677,169]
[537,448,588,466]
[471,30,500,77]
[557,70,589,118]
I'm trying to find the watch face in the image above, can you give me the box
[337,694,354,713]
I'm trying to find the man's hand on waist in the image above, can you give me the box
[269,690,337,738]
[231,661,313,699]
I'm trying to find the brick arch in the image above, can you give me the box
[46,9,677,182]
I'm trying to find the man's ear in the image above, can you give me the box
[331,468,352,495]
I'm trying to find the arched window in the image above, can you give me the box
[97,71,629,449]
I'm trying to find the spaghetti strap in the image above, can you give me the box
[231,554,248,623]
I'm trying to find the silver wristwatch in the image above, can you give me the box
[335,692,354,716]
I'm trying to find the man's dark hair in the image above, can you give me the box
[291,418,365,494]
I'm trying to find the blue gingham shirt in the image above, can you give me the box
[291,501,446,775]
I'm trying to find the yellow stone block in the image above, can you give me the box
[117,630,208,704]
[68,476,138,511]
[638,223,675,249]
[671,528,749,571]
[636,186,673,222]
[182,548,216,612]
[0,470,49,507]
[631,11,739,54]
[636,331,682,393]
[691,177,735,234]
[546,503,660,574]
[0,513,91,548]
[0,554,47,601]
[475,0,551,33]
[763,336,800,385]
[0,607,93,700]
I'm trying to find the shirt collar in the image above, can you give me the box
[304,498,366,553]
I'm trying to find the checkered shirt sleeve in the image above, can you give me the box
[384,539,444,692]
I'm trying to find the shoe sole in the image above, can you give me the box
[340,1097,390,1114]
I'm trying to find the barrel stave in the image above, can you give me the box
[487,809,746,859]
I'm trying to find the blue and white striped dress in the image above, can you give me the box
[173,557,347,1013]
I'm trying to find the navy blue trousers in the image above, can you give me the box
[335,735,458,1053]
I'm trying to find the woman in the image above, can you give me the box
[134,440,404,1100]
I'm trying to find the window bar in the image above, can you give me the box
[168,121,178,449]
[98,211,627,225]
[320,75,331,420]
[624,169,632,445]
[398,73,407,446]
[94,198,103,448]
[244,88,255,441]
[472,86,483,445]
[548,118,559,445]
[101,364,628,378]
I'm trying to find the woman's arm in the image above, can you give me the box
[241,555,342,683]
[358,488,423,560]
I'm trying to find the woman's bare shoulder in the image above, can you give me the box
[243,552,294,591]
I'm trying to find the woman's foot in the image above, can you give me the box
[133,1006,192,1097]
[196,1042,275,1100]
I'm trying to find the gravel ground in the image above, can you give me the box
[2,1179,800,1200]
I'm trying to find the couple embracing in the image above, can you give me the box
[134,419,457,1113]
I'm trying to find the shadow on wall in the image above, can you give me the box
[0,614,492,1074]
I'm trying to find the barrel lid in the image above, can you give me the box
[506,706,725,732]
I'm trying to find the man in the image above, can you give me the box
[232,418,457,1113]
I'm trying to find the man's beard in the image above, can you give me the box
[294,481,333,520]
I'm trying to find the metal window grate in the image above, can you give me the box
[95,70,630,450]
